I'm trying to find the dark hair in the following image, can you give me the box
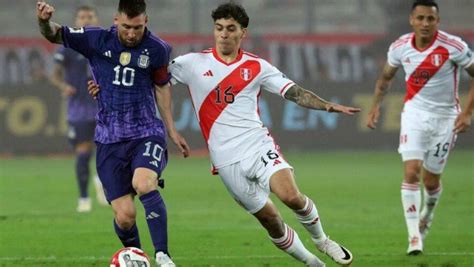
[412,0,439,12]
[211,2,249,28]
[75,5,96,16]
[118,0,146,18]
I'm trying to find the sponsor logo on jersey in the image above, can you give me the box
[103,50,112,58]
[119,52,131,66]
[404,57,411,64]
[203,70,214,77]
[240,68,252,81]
[431,54,444,67]
[138,55,150,68]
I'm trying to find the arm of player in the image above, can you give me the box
[50,64,76,96]
[154,84,190,158]
[366,62,399,129]
[284,85,361,115]
[37,1,63,44]
[454,64,474,133]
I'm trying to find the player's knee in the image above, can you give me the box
[132,177,157,196]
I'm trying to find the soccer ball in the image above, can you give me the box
[110,247,151,267]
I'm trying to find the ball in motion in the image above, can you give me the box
[110,247,151,267]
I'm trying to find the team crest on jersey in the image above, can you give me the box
[431,54,444,67]
[240,68,252,81]
[119,52,131,66]
[138,55,150,68]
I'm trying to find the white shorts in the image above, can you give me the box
[398,105,457,174]
[217,141,292,214]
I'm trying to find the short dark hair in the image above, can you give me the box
[412,0,439,12]
[75,5,96,16]
[211,2,249,28]
[118,0,147,18]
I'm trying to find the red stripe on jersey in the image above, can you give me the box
[453,65,461,112]
[198,60,261,142]
[405,46,449,102]
[438,33,464,51]
[437,39,463,52]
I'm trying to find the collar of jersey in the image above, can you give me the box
[212,48,243,66]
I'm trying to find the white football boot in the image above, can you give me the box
[76,197,92,213]
[407,236,423,256]
[155,252,175,267]
[314,237,353,266]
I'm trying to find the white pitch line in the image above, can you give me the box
[0,252,473,262]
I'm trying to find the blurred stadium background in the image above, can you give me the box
[0,0,473,266]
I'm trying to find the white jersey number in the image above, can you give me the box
[113,65,135,87]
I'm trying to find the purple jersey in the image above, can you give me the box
[53,47,97,122]
[61,26,171,144]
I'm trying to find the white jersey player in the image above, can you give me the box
[169,2,360,267]
[367,0,474,256]
[88,3,360,266]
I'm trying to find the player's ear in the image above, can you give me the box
[241,27,247,39]
[114,14,118,25]
[145,15,148,25]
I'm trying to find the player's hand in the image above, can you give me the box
[325,103,361,115]
[62,85,76,97]
[87,80,100,100]
[366,106,380,129]
[37,1,55,22]
[454,112,471,133]
[169,131,190,158]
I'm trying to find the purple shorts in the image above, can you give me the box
[96,135,168,202]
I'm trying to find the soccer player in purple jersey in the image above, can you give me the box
[37,1,190,266]
[50,5,107,213]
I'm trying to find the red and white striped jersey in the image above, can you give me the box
[169,48,294,168]
[387,30,473,115]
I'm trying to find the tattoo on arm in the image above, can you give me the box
[284,84,329,110]
[38,19,63,44]
[371,63,398,107]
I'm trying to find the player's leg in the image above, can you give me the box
[270,169,352,266]
[419,117,455,241]
[131,136,173,266]
[401,159,423,255]
[111,194,142,248]
[419,169,442,240]
[74,141,94,212]
[96,141,142,248]
[398,106,431,255]
[254,199,325,267]
[218,157,324,267]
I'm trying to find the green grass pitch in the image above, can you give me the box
[0,151,473,266]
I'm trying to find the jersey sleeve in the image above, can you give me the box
[450,37,474,69]
[387,42,402,67]
[260,59,295,97]
[53,47,66,65]
[168,55,191,85]
[151,41,172,86]
[61,26,102,58]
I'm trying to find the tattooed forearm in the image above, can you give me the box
[284,85,329,110]
[38,19,63,44]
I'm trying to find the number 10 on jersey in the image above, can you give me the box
[113,65,135,87]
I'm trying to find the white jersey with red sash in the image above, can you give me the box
[169,48,294,168]
[388,30,473,116]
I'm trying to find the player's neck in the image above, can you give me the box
[215,49,240,63]
[414,31,437,50]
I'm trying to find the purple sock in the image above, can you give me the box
[76,152,90,198]
[113,219,141,248]
[139,191,168,255]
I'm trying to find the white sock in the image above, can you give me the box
[294,196,327,242]
[270,224,320,265]
[401,182,421,239]
[421,183,443,219]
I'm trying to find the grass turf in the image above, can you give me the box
[0,151,472,266]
